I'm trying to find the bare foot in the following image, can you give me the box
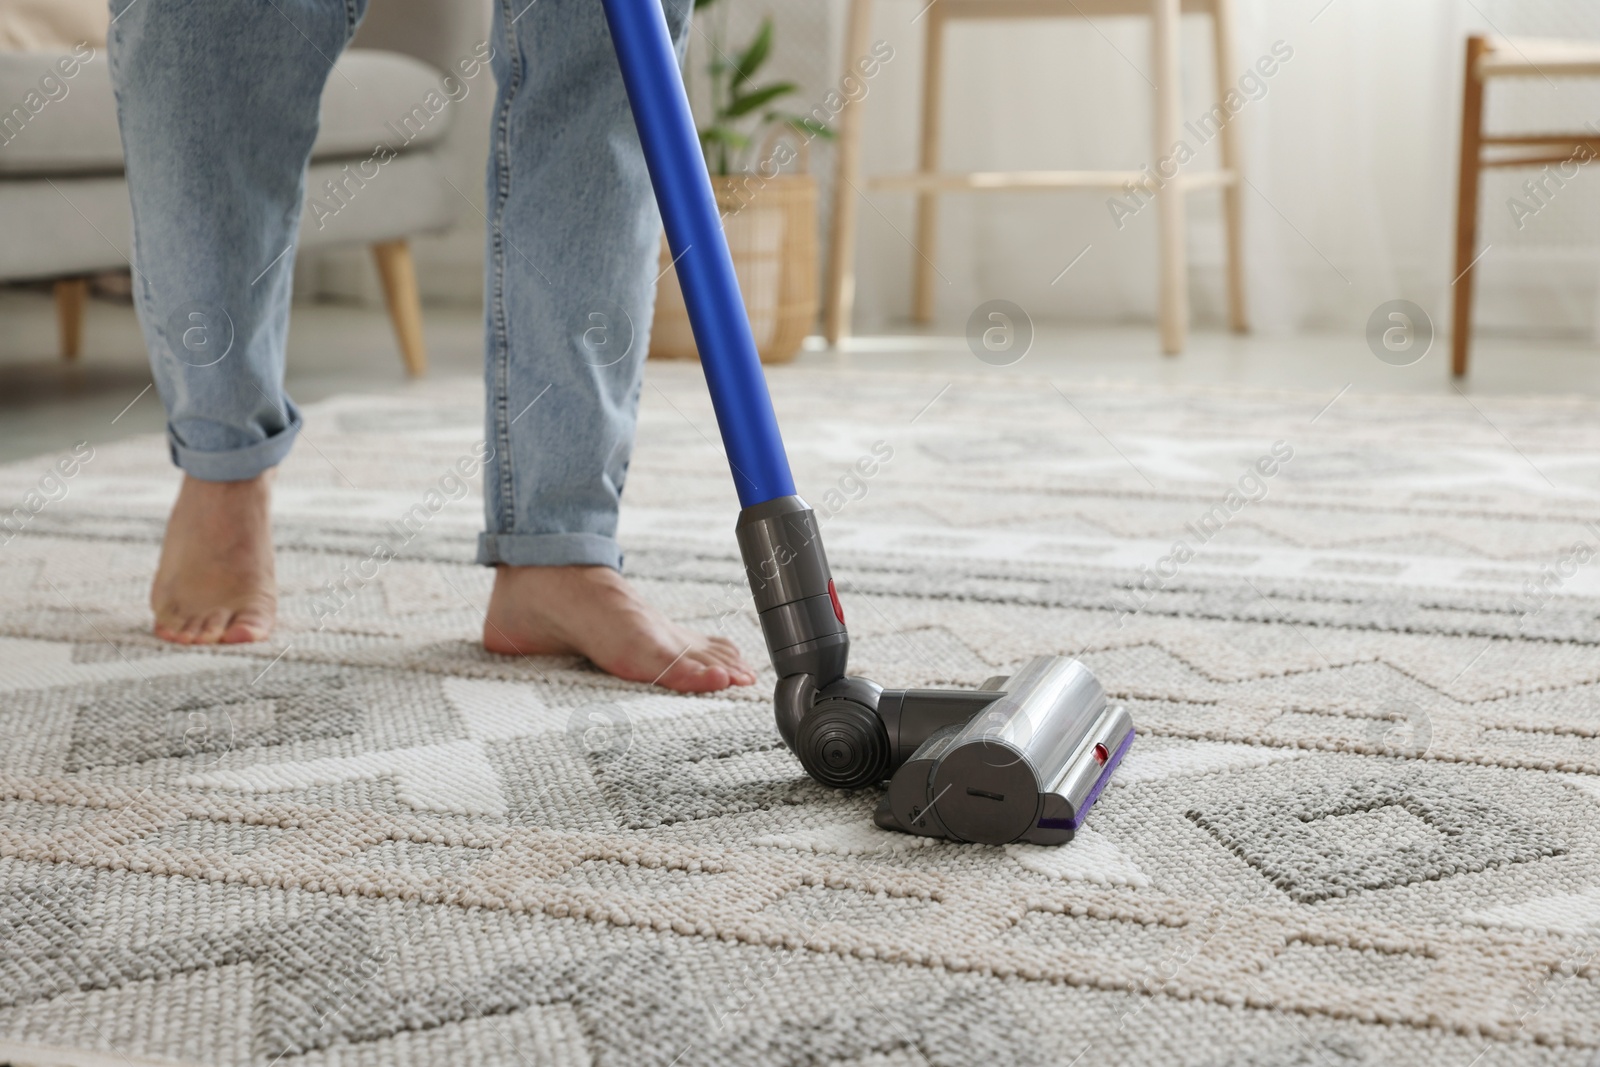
[483,565,757,693]
[150,472,277,645]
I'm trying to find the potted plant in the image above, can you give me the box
[649,0,832,363]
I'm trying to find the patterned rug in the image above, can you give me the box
[3,362,1600,1067]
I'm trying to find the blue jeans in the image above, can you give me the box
[108,0,689,570]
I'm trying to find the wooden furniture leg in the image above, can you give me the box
[1452,36,1489,378]
[54,278,87,361]
[371,239,428,378]
[824,0,875,346]
[1211,0,1248,333]
[912,6,947,325]
[1152,0,1187,355]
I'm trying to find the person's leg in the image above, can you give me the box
[477,0,754,692]
[109,0,365,643]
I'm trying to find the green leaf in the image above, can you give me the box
[694,0,719,8]
[775,114,834,140]
[732,18,772,85]
[699,126,750,149]
[725,82,796,118]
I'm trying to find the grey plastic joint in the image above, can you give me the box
[773,673,818,751]
[737,496,849,683]
[776,672,890,790]
[736,495,833,612]
[757,593,841,656]
[877,688,1008,767]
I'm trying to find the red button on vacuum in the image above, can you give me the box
[827,579,844,623]
[1093,743,1109,766]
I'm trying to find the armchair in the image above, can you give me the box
[0,0,492,376]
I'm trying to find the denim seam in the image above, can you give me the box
[488,0,522,538]
[106,9,166,419]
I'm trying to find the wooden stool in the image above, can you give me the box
[824,0,1249,354]
[1452,34,1600,377]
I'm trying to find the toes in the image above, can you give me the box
[656,657,733,694]
[152,599,274,646]
[716,656,757,685]
[688,643,757,688]
[221,624,267,645]
[221,607,272,644]
[640,655,732,697]
[175,613,209,645]
[192,608,232,645]
[152,615,187,644]
[666,637,752,686]
[702,639,757,684]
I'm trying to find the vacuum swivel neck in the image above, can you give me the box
[735,495,879,787]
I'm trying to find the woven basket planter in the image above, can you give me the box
[649,172,817,364]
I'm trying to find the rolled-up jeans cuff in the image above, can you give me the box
[168,408,302,482]
[477,531,623,570]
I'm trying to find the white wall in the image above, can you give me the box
[842,0,1600,339]
[305,0,1600,344]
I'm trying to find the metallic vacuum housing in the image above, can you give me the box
[874,656,1135,846]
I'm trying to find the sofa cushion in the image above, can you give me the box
[0,0,106,52]
[0,151,460,280]
[0,48,457,177]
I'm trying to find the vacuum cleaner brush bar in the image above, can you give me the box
[602,0,1134,846]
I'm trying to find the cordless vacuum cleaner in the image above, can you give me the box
[601,0,1134,846]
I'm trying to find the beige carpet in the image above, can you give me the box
[3,363,1600,1066]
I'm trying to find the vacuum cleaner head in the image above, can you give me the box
[733,496,1134,848]
[872,656,1134,846]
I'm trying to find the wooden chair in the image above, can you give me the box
[1452,34,1600,377]
[825,0,1248,355]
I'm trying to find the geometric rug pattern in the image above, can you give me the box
[3,363,1600,1064]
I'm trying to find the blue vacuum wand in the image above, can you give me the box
[601,0,1133,845]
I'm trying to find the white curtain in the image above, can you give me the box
[761,0,1600,339]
